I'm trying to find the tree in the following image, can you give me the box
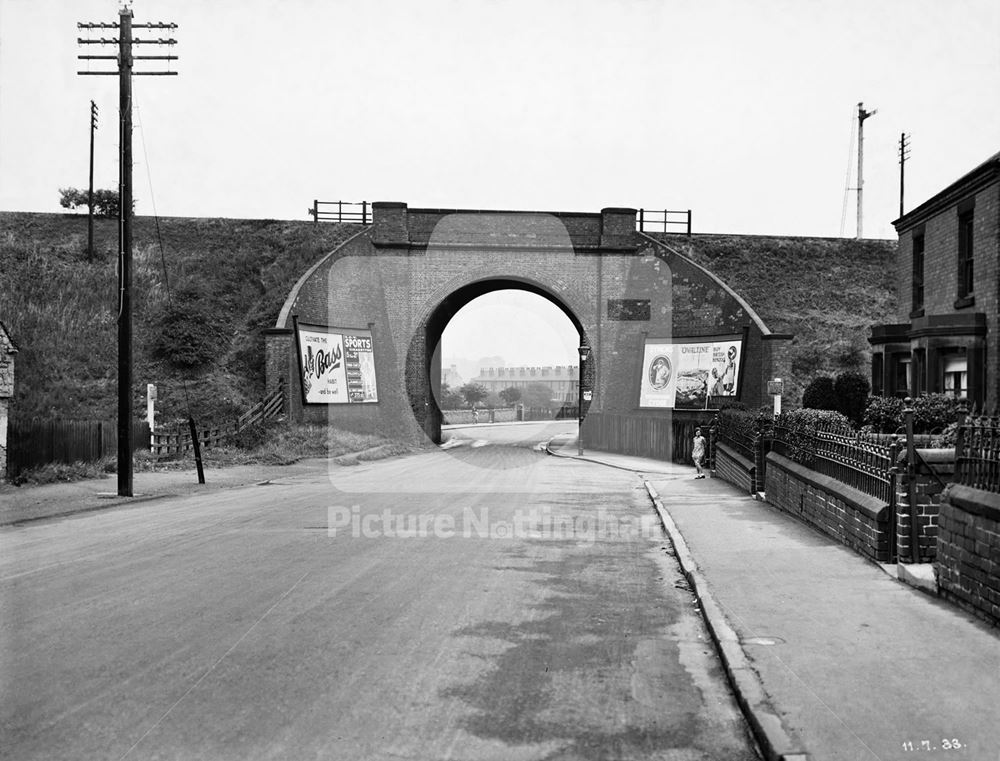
[833,371,871,426]
[520,382,555,409]
[58,187,131,218]
[438,384,465,410]
[802,376,838,411]
[498,386,521,406]
[460,382,488,408]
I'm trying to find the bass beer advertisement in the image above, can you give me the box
[294,321,378,405]
[638,336,742,409]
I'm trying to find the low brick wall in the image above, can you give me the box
[714,443,755,496]
[937,484,1000,627]
[442,408,516,425]
[765,452,892,562]
[896,449,954,564]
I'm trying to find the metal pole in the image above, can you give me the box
[856,102,876,239]
[857,103,864,239]
[577,356,584,456]
[903,399,919,563]
[117,7,134,497]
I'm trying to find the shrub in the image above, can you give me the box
[911,393,963,434]
[833,371,871,426]
[151,285,228,369]
[863,395,905,433]
[775,408,851,467]
[862,393,964,435]
[802,376,837,411]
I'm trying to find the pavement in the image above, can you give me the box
[548,434,1000,761]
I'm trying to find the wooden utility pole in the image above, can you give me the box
[856,102,877,239]
[898,132,911,218]
[88,100,97,261]
[78,9,178,497]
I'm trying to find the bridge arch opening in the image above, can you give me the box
[407,278,590,445]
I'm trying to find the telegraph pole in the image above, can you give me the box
[88,101,98,261]
[78,7,178,497]
[856,102,876,239]
[898,132,911,218]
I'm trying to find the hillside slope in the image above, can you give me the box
[1,215,897,424]
[0,212,361,424]
[647,233,898,404]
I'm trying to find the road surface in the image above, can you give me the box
[1,422,759,760]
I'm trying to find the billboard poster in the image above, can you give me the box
[639,337,742,409]
[295,321,378,404]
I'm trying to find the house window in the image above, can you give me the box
[894,356,911,397]
[872,353,884,395]
[957,208,974,301]
[911,231,924,314]
[942,353,967,397]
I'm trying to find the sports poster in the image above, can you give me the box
[639,337,742,409]
[294,321,378,404]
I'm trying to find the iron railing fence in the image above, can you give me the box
[771,418,899,504]
[954,411,1000,493]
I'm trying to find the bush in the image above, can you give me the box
[863,395,905,433]
[833,371,871,426]
[776,408,852,467]
[151,285,228,369]
[781,407,851,431]
[862,393,964,435]
[911,393,963,434]
[802,376,837,411]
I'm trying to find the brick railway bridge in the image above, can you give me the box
[265,203,792,451]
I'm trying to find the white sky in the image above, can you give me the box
[2,0,999,366]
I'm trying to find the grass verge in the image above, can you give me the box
[6,424,421,486]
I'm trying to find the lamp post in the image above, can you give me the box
[577,344,590,455]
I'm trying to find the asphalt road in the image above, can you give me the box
[1,422,759,760]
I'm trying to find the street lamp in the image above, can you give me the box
[577,344,590,455]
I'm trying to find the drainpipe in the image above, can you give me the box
[903,399,919,563]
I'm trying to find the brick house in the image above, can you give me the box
[870,151,999,409]
[471,365,580,404]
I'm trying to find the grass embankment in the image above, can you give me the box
[649,233,898,404]
[0,212,361,423]
[10,424,420,486]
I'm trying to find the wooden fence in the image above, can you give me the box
[7,419,150,478]
[151,386,285,456]
[582,411,714,464]
[6,386,285,476]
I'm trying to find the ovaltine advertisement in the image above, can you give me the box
[294,320,378,405]
[639,337,742,409]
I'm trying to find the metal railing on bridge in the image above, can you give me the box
[309,200,692,235]
[636,208,692,236]
[309,200,371,224]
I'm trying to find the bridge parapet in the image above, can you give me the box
[370,202,639,252]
